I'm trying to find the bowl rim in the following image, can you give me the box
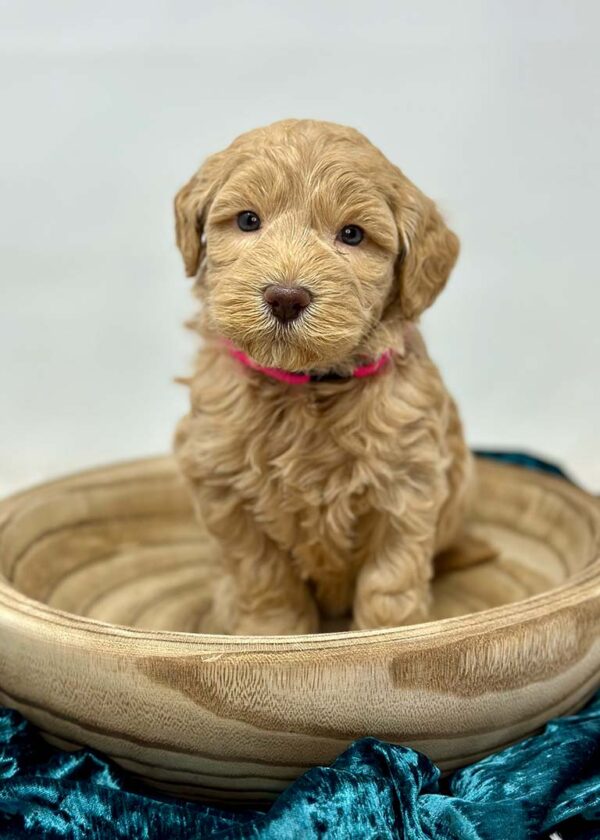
[0,454,598,654]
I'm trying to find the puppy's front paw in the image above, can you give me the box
[352,583,431,630]
[232,607,319,636]
[211,570,320,635]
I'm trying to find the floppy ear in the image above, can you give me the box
[174,152,226,278]
[394,181,460,320]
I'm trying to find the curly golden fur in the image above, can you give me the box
[173,119,473,635]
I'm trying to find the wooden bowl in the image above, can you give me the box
[0,455,598,804]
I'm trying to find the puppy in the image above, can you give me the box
[173,119,473,635]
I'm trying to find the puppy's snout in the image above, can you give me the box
[263,284,311,323]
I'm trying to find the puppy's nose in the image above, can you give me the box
[263,284,311,323]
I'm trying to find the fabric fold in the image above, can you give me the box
[1,693,598,839]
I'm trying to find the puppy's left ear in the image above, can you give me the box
[393,180,460,320]
[174,151,225,278]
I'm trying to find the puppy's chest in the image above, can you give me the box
[246,396,394,552]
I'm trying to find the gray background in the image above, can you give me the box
[1,0,599,494]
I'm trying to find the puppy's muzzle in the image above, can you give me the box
[263,284,311,324]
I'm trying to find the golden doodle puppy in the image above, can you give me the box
[174,118,474,635]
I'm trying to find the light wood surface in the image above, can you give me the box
[0,455,598,804]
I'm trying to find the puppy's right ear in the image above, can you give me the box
[174,152,225,277]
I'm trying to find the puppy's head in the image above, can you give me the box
[175,119,458,370]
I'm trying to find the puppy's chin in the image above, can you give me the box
[218,322,361,372]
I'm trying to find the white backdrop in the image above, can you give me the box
[1,0,599,494]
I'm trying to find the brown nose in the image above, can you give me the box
[263,284,312,323]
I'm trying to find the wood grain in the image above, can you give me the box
[0,455,598,804]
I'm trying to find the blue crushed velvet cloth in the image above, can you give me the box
[1,695,599,839]
[1,451,598,839]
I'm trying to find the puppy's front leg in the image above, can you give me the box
[352,512,435,630]
[225,537,319,636]
[198,494,319,636]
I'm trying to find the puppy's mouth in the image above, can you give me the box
[235,312,362,372]
[260,302,309,335]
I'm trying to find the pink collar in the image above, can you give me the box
[227,344,393,385]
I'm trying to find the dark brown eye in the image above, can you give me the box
[339,225,364,246]
[237,210,261,232]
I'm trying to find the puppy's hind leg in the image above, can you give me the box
[434,533,498,575]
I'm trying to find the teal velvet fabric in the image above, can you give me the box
[1,694,599,839]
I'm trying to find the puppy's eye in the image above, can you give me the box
[237,210,261,232]
[338,225,364,246]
